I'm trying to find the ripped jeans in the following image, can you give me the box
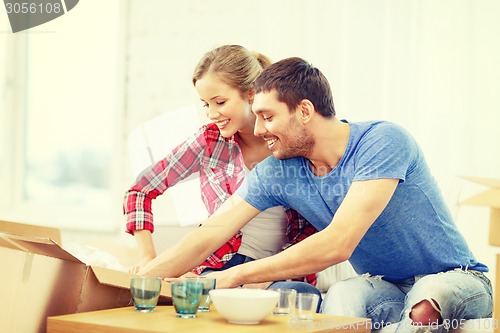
[321,269,493,333]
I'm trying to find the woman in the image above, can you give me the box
[123,45,319,293]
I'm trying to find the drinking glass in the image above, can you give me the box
[185,276,216,312]
[171,280,203,318]
[130,275,162,313]
[294,293,319,321]
[269,288,297,315]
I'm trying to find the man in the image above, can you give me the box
[140,57,492,332]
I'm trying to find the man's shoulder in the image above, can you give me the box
[353,120,405,132]
[352,120,414,143]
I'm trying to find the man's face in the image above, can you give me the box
[252,90,314,160]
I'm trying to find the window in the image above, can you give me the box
[0,1,124,232]
[0,28,9,207]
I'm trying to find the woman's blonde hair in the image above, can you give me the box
[192,45,272,94]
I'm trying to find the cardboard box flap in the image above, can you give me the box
[461,176,500,188]
[91,266,131,290]
[0,220,61,245]
[0,233,82,263]
[0,236,19,250]
[91,266,171,297]
[460,176,500,208]
[461,188,500,208]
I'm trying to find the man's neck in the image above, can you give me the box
[307,118,350,176]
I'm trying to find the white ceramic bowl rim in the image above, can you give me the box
[209,288,280,324]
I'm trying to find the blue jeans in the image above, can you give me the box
[321,269,492,333]
[202,253,323,312]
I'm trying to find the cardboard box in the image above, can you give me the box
[496,254,499,333]
[0,219,61,245]
[0,221,171,333]
[460,179,499,332]
[460,176,500,246]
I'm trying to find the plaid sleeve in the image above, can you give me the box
[123,126,209,234]
[191,232,242,275]
[283,207,318,286]
[283,208,318,249]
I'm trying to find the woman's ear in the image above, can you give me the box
[247,88,255,104]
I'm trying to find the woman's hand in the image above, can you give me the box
[129,253,156,275]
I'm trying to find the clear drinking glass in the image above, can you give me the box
[269,288,297,315]
[185,276,216,312]
[171,280,203,318]
[294,293,319,321]
[130,275,162,312]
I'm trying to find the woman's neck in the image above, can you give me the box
[237,129,265,147]
[236,130,271,170]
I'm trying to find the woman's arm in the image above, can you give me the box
[129,230,157,274]
[124,126,209,270]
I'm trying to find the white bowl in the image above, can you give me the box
[209,288,279,324]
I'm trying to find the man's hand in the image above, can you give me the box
[203,270,271,289]
[162,272,199,282]
[203,269,241,289]
[242,282,272,289]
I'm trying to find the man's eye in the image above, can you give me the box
[262,116,273,121]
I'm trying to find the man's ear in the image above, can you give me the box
[298,99,314,124]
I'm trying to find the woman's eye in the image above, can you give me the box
[216,101,225,106]
[202,103,209,108]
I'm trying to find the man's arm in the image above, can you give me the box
[208,178,399,288]
[138,194,261,278]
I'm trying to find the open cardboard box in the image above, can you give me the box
[0,220,171,333]
[460,176,500,246]
[496,254,500,333]
[460,177,500,333]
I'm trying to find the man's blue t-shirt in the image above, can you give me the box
[236,120,487,282]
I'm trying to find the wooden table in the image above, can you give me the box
[47,306,371,333]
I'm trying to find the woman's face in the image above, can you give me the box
[195,72,254,138]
